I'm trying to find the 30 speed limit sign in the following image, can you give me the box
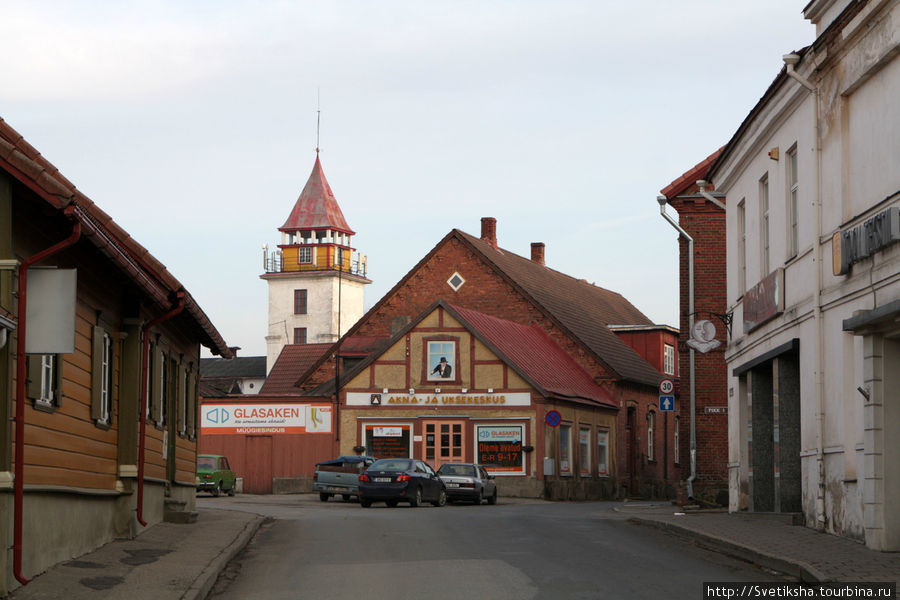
[659,379,674,395]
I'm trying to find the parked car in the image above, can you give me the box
[358,459,446,508]
[196,454,236,497]
[437,463,498,505]
[314,455,376,502]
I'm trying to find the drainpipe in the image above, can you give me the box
[136,292,184,527]
[14,207,82,585]
[657,196,696,501]
[784,52,826,530]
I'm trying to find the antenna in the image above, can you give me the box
[316,88,321,155]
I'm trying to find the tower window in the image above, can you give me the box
[298,246,312,264]
[294,289,308,314]
[294,328,307,344]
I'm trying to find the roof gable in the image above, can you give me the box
[280,155,353,233]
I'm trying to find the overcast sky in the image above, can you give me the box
[2,1,815,357]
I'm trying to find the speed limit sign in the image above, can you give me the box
[659,379,674,395]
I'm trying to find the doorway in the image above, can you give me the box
[423,421,465,469]
[243,436,273,494]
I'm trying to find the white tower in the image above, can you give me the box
[261,154,371,373]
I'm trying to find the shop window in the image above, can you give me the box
[425,339,457,381]
[647,410,656,461]
[364,424,412,458]
[597,429,609,477]
[579,427,591,476]
[476,424,525,475]
[559,424,572,476]
[27,354,60,410]
[91,327,114,426]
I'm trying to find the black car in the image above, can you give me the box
[358,459,447,508]
[437,463,498,505]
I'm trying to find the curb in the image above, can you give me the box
[183,514,265,600]
[628,517,828,583]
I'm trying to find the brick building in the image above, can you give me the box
[659,150,729,505]
[296,218,677,499]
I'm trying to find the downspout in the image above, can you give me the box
[136,292,184,527]
[657,196,696,501]
[14,207,82,586]
[784,53,826,530]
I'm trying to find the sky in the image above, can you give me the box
[1,1,815,358]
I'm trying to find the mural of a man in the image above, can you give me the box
[431,356,452,378]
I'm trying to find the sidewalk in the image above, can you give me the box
[621,503,900,589]
[9,508,263,600]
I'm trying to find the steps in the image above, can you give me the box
[163,498,198,524]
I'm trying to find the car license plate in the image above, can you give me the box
[375,477,392,483]
[446,483,460,488]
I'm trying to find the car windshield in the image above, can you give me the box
[369,459,412,472]
[197,456,216,470]
[438,464,475,477]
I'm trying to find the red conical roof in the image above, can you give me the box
[279,155,354,234]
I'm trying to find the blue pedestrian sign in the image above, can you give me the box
[659,395,675,412]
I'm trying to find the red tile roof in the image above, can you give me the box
[260,343,332,395]
[449,305,616,408]
[0,117,233,358]
[279,155,353,234]
[660,147,724,199]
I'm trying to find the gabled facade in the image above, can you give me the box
[707,0,900,549]
[260,155,370,373]
[658,149,730,506]
[296,218,676,499]
[0,117,233,594]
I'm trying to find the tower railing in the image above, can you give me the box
[263,250,368,277]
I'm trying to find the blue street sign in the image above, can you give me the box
[659,395,675,412]
[545,410,562,427]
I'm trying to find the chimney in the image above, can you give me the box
[530,242,545,266]
[480,217,497,249]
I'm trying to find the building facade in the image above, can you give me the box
[0,117,232,595]
[708,0,900,549]
[260,154,370,373]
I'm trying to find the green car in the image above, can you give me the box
[196,454,237,497]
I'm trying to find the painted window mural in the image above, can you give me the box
[427,340,455,380]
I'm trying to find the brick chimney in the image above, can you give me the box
[480,217,497,249]
[530,242,545,266]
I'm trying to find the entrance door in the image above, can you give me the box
[423,421,465,469]
[244,436,273,494]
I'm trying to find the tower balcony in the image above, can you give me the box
[262,244,368,278]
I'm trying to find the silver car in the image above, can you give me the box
[436,463,497,505]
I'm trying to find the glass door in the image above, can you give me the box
[423,421,465,469]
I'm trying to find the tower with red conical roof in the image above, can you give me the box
[261,154,371,373]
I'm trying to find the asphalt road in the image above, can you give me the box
[202,495,788,600]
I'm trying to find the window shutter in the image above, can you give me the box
[26,355,42,399]
[91,326,104,421]
[186,368,196,438]
[176,361,185,435]
[152,347,163,423]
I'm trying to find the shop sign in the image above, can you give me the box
[346,392,530,407]
[476,425,525,475]
[364,423,412,458]
[833,206,900,275]
[743,268,784,333]
[201,403,332,435]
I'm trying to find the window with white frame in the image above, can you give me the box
[760,173,770,276]
[298,246,312,264]
[93,329,114,425]
[597,429,609,476]
[579,427,591,476]
[738,199,747,295]
[37,354,59,406]
[647,410,656,461]
[788,147,799,258]
[663,344,675,375]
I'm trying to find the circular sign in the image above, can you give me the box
[545,410,562,427]
[659,379,675,395]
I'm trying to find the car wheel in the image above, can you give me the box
[342,494,351,502]
[487,488,498,505]
[319,493,331,502]
[409,486,422,507]
[386,499,399,508]
[212,483,221,497]
[431,488,446,507]
[360,499,372,508]
[475,490,483,505]
[227,485,236,497]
